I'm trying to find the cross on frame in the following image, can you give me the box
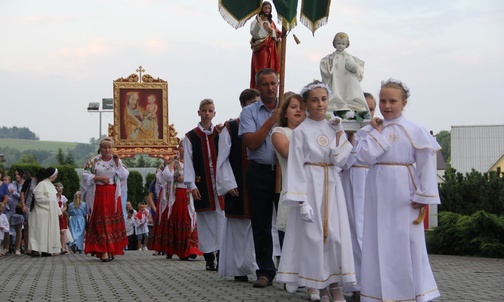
[136,65,145,82]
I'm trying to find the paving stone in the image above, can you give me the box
[1,253,503,301]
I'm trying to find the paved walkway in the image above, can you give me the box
[1,252,503,301]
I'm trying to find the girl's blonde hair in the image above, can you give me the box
[73,191,82,208]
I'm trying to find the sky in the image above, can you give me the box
[1,0,503,144]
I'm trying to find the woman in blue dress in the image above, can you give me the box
[68,191,87,253]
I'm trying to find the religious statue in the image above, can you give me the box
[320,32,368,113]
[249,1,281,88]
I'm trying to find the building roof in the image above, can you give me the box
[450,124,504,174]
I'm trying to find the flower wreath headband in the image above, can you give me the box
[381,78,411,98]
[300,82,332,96]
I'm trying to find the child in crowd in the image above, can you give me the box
[276,80,356,302]
[184,98,226,271]
[134,202,149,251]
[355,78,441,301]
[341,92,376,299]
[0,203,9,256]
[125,209,136,250]
[55,182,69,254]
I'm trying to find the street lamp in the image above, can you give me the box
[87,98,114,140]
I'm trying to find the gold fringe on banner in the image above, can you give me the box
[218,1,260,29]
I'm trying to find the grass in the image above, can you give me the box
[0,138,81,152]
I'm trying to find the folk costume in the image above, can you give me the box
[82,155,129,259]
[184,123,226,266]
[158,162,202,259]
[249,17,281,88]
[57,193,68,231]
[276,118,356,290]
[355,115,441,302]
[149,170,169,253]
[216,119,258,278]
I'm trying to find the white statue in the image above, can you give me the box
[320,32,368,113]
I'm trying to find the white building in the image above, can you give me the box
[451,124,504,174]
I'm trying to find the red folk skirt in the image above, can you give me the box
[149,190,169,253]
[84,184,128,258]
[155,188,202,259]
[58,201,68,230]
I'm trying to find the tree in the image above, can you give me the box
[439,166,504,216]
[121,157,136,168]
[56,148,65,165]
[55,164,81,199]
[64,151,76,166]
[435,130,451,163]
[127,171,145,209]
[0,126,39,140]
[136,156,152,168]
[19,154,38,164]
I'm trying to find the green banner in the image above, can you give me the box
[273,0,299,31]
[218,0,262,29]
[301,0,331,35]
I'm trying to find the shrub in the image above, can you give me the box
[427,211,504,258]
[127,170,144,209]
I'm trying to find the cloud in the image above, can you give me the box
[51,38,115,59]
[19,14,77,26]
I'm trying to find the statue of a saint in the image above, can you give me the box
[320,32,368,113]
[249,1,281,88]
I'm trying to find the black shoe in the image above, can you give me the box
[188,254,197,259]
[234,276,249,282]
[30,251,40,257]
[206,262,216,271]
[166,254,172,259]
[71,244,77,254]
[41,252,52,257]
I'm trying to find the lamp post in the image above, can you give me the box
[87,98,113,140]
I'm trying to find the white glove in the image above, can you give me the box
[329,116,344,132]
[299,202,314,223]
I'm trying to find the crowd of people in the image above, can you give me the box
[1,16,442,299]
[0,68,442,302]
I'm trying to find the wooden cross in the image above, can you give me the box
[136,65,145,82]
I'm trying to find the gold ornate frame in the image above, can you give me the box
[108,66,179,161]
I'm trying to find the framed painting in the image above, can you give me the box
[109,67,179,160]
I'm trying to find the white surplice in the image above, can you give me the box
[276,118,356,289]
[341,133,368,293]
[355,115,441,302]
[216,125,257,277]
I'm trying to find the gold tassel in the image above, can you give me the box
[293,34,301,44]
[413,207,426,224]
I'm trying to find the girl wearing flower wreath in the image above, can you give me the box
[355,79,441,301]
[276,80,356,302]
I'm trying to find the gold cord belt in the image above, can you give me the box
[351,164,368,168]
[305,162,333,243]
[376,162,425,224]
